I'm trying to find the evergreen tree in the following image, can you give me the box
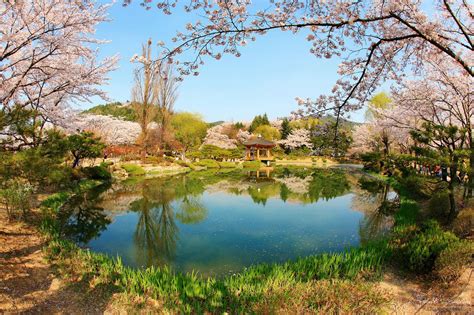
[249,113,270,133]
[280,118,292,140]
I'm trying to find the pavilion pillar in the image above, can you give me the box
[256,148,260,160]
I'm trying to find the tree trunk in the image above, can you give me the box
[450,155,459,184]
[447,154,459,219]
[141,127,148,163]
[469,146,473,198]
[72,156,80,168]
[448,182,457,219]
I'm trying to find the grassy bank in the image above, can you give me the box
[39,184,390,313]
[36,172,472,313]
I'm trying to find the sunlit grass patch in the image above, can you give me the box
[121,163,146,176]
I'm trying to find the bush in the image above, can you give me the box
[427,190,450,221]
[390,220,458,273]
[434,240,473,283]
[146,156,165,165]
[451,207,474,238]
[0,180,34,220]
[195,159,220,169]
[218,161,237,168]
[81,165,112,181]
[121,163,146,176]
[397,175,431,199]
[360,152,382,172]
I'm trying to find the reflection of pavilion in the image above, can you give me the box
[247,167,273,181]
[243,136,276,166]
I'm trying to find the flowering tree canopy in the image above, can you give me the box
[70,114,141,145]
[1,0,118,150]
[278,128,312,151]
[202,124,237,149]
[124,0,472,124]
[1,0,118,109]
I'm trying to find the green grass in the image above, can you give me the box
[43,233,389,313]
[194,159,220,169]
[121,163,146,176]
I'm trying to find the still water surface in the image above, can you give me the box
[59,167,396,276]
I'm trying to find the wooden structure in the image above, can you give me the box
[247,167,273,180]
[243,136,276,164]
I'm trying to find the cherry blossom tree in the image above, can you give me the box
[70,114,141,145]
[202,124,237,149]
[1,0,118,149]
[386,57,473,194]
[278,128,312,151]
[236,129,251,144]
[1,0,117,110]
[124,0,472,130]
[351,119,410,157]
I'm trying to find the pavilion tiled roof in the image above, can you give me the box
[243,136,276,147]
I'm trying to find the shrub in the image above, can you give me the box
[390,220,458,272]
[121,163,146,176]
[175,160,190,167]
[195,159,220,169]
[360,152,382,172]
[0,180,34,220]
[451,207,474,238]
[119,153,141,162]
[145,156,165,165]
[81,165,112,181]
[434,240,474,283]
[397,175,431,199]
[218,161,237,168]
[427,190,450,221]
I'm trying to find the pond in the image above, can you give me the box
[58,166,397,277]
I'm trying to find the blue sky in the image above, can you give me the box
[89,1,367,123]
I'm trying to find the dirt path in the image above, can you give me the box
[380,269,473,314]
[0,214,115,314]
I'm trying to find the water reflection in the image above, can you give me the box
[58,183,111,244]
[59,167,398,275]
[352,176,398,244]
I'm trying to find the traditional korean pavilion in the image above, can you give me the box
[243,136,276,164]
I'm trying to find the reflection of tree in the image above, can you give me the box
[176,197,207,224]
[130,176,209,267]
[247,182,281,205]
[58,183,111,244]
[354,177,396,244]
[306,169,350,202]
[280,183,290,202]
[131,182,178,267]
[242,167,351,204]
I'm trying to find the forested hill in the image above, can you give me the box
[82,102,136,121]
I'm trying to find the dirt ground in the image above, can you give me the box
[380,269,473,314]
[0,214,116,314]
[0,211,472,314]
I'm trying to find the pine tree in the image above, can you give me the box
[280,118,292,140]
